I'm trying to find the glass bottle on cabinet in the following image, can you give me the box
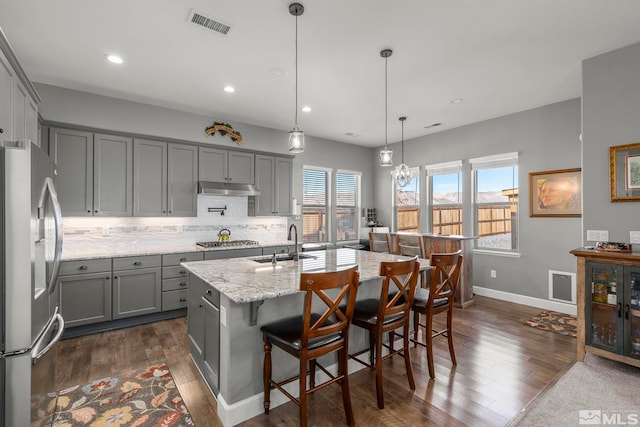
[586,262,640,359]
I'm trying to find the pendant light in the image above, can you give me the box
[379,49,393,166]
[288,3,305,153]
[394,116,412,187]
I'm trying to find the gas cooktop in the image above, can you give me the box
[196,240,260,248]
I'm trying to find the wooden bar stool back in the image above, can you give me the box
[369,232,392,253]
[348,257,420,409]
[396,234,427,286]
[411,251,462,379]
[261,266,360,427]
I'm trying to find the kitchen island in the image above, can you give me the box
[181,248,430,427]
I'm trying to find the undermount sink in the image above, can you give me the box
[251,254,315,263]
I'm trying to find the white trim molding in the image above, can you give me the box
[473,286,577,316]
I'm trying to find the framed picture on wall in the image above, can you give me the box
[529,168,581,217]
[610,142,640,202]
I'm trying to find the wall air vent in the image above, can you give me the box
[187,9,231,35]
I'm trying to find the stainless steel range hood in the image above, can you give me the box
[198,181,261,196]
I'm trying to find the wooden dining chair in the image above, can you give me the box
[411,251,463,379]
[369,232,392,253]
[348,258,420,409]
[261,266,359,427]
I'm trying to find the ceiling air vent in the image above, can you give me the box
[187,9,231,35]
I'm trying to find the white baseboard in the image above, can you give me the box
[473,286,577,316]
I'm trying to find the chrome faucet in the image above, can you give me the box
[288,224,299,261]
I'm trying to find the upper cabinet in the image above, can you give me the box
[50,128,132,216]
[133,139,198,217]
[0,34,40,147]
[199,147,254,184]
[252,155,293,216]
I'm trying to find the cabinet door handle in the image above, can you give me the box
[79,265,88,270]
[133,261,142,266]
[179,257,187,262]
[205,289,212,295]
[0,128,3,133]
[625,304,630,319]
[180,270,187,274]
[114,276,118,279]
[87,210,91,213]
[179,298,187,302]
[198,304,203,308]
[180,282,187,286]
[94,210,98,213]
[617,302,622,318]
[105,276,110,280]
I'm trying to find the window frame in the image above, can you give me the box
[302,166,332,244]
[426,160,463,235]
[335,169,362,243]
[470,152,519,255]
[393,167,421,233]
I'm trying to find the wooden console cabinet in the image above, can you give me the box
[571,248,640,368]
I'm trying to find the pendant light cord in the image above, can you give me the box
[401,118,404,163]
[294,13,299,127]
[384,55,388,149]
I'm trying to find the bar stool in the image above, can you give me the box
[261,266,360,427]
[396,233,427,287]
[369,232,392,253]
[411,251,462,379]
[348,258,420,409]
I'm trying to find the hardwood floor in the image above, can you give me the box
[56,296,576,426]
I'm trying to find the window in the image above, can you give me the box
[427,161,462,235]
[336,171,361,241]
[471,153,519,252]
[395,168,420,232]
[302,167,329,243]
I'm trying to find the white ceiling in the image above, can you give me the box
[2,1,640,147]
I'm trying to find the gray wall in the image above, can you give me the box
[35,83,375,241]
[373,99,583,301]
[582,42,640,242]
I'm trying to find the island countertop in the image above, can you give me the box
[181,248,430,304]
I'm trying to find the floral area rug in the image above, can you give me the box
[524,310,577,338]
[36,363,194,426]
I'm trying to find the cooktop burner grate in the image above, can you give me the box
[196,240,260,248]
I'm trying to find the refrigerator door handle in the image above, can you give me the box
[31,311,65,364]
[42,177,63,294]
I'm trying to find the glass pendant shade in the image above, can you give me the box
[379,149,393,166]
[394,163,411,187]
[288,127,305,153]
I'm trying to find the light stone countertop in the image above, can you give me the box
[61,240,296,261]
[181,248,430,304]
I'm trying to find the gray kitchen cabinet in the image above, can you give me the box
[133,139,167,216]
[133,139,197,217]
[188,275,220,393]
[0,42,39,148]
[112,255,162,319]
[161,251,203,311]
[58,259,112,328]
[199,147,254,184]
[51,128,132,216]
[168,143,198,216]
[252,155,293,216]
[93,133,133,216]
[50,127,94,216]
[204,247,262,260]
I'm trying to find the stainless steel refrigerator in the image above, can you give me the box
[0,140,64,427]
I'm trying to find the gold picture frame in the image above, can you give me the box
[610,142,640,202]
[529,168,581,217]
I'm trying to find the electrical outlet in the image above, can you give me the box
[490,270,497,279]
[631,231,640,245]
[220,306,227,327]
[587,230,609,241]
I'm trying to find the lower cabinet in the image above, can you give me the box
[161,251,203,311]
[112,255,162,320]
[59,271,112,328]
[188,275,220,394]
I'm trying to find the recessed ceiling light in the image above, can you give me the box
[271,67,286,77]
[450,98,463,104]
[105,54,123,64]
[301,106,311,113]
[224,86,235,93]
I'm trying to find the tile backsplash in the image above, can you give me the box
[63,195,288,247]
